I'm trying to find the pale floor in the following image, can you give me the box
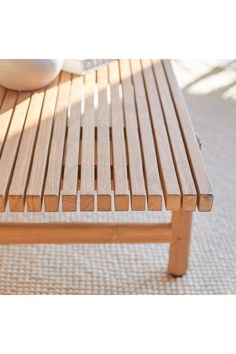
[0,60,235,294]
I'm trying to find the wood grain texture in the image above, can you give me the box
[26,77,60,211]
[163,60,213,211]
[131,59,162,210]
[8,89,45,211]
[0,61,213,214]
[97,64,112,211]
[62,75,83,211]
[153,60,197,211]
[169,210,192,276]
[44,72,71,211]
[0,222,171,244]
[80,70,96,211]
[108,60,129,211]
[0,92,31,211]
[0,90,18,156]
[141,59,181,210]
[119,59,146,210]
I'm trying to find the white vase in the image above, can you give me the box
[0,59,63,91]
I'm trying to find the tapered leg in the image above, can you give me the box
[168,210,193,276]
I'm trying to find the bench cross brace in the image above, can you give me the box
[0,210,192,276]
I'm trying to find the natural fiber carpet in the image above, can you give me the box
[0,60,236,295]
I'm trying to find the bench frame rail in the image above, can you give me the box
[0,210,192,276]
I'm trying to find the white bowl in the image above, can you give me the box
[0,59,63,91]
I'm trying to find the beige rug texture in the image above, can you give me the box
[0,60,235,295]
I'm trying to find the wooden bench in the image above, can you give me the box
[0,59,213,276]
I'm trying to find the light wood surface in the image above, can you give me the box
[97,64,112,211]
[26,77,60,211]
[141,60,181,210]
[9,89,45,211]
[80,70,96,211]
[0,90,18,156]
[119,59,146,210]
[44,72,71,211]
[108,60,129,211]
[131,59,162,210]
[0,92,31,211]
[153,60,197,211]
[168,210,192,276]
[62,75,83,211]
[0,222,171,244]
[0,60,213,213]
[163,60,213,211]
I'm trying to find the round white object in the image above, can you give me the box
[0,59,63,91]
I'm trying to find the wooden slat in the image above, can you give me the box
[119,59,146,210]
[131,59,162,211]
[62,75,83,211]
[97,64,112,211]
[8,89,45,211]
[0,90,18,156]
[153,60,197,211]
[162,60,213,211]
[63,139,113,168]
[108,60,129,211]
[93,140,113,167]
[80,70,96,211]
[26,77,60,211]
[44,72,71,211]
[141,59,181,210]
[0,92,31,211]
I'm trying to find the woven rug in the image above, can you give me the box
[0,60,235,295]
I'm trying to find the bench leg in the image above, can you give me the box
[168,210,193,276]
